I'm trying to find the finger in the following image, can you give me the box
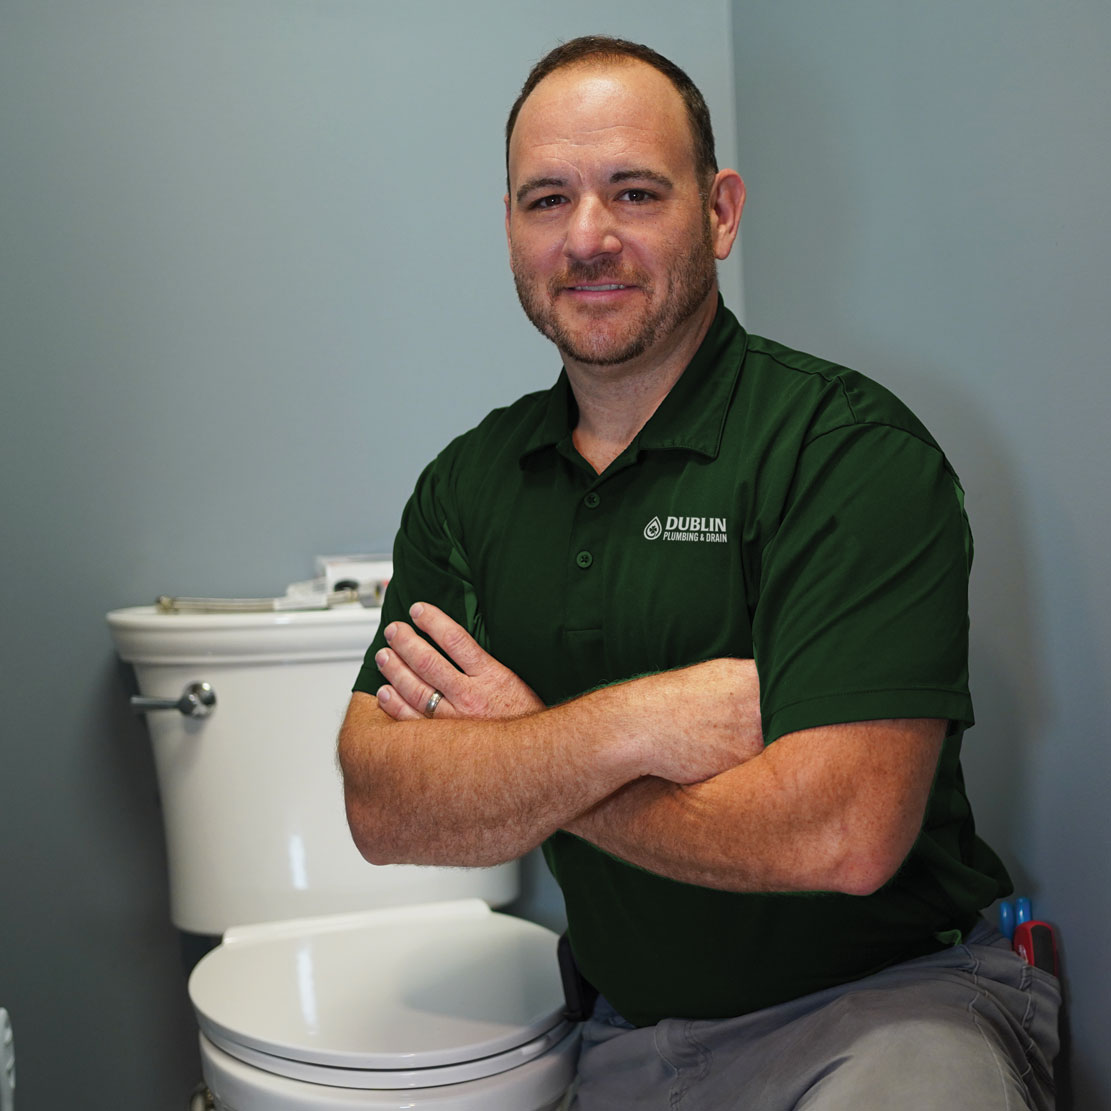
[409,602,492,677]
[375,645,458,719]
[375,685,425,722]
[384,620,466,696]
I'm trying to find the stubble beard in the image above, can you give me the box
[511,217,718,367]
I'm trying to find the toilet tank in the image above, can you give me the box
[107,604,519,936]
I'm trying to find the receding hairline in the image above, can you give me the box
[513,57,688,140]
[504,41,718,194]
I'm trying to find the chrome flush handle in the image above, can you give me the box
[130,681,216,718]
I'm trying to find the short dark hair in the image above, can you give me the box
[505,35,718,192]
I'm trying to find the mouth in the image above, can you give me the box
[569,283,630,292]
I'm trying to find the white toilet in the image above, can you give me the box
[107,603,579,1111]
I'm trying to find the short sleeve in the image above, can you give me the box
[754,424,974,743]
[351,451,481,694]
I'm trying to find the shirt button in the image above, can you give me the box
[584,492,601,509]
[575,550,593,569]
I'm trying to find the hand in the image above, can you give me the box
[374,602,544,721]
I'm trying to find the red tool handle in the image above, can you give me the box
[1013,920,1058,975]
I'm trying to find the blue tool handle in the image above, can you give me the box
[1016,897,1032,925]
[999,900,1015,941]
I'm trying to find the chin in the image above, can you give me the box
[549,313,654,367]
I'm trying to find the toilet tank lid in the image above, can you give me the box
[188,900,570,1072]
[106,603,381,665]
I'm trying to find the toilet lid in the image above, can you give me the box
[189,900,573,1089]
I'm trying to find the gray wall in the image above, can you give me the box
[0,1,737,1106]
[731,4,1110,1108]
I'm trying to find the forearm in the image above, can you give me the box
[566,718,946,895]
[339,690,637,867]
[339,657,762,868]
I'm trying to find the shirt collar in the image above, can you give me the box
[519,297,748,467]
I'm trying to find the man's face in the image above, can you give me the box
[506,62,718,370]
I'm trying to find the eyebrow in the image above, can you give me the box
[514,168,676,206]
[610,168,675,191]
[515,176,566,205]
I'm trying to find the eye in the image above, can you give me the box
[530,194,567,210]
[618,188,656,204]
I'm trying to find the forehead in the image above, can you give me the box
[508,61,696,185]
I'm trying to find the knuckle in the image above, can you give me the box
[406,637,440,674]
[456,688,486,716]
[441,626,472,658]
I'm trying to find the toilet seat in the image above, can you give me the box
[202,1022,575,1090]
[198,1028,582,1111]
[189,899,576,1090]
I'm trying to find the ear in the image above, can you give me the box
[504,193,512,255]
[707,170,746,261]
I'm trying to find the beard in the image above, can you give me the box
[511,216,718,367]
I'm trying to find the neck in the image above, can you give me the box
[564,290,718,473]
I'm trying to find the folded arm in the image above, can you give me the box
[339,604,942,894]
[339,690,633,867]
[566,717,944,895]
[338,603,762,867]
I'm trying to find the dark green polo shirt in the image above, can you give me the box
[354,301,1011,1026]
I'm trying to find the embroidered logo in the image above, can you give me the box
[643,515,729,543]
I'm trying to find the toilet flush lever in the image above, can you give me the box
[130,681,216,718]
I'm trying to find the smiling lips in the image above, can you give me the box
[550,266,647,299]
[571,283,630,291]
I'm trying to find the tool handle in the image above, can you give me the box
[999,899,1015,940]
[1013,920,1058,975]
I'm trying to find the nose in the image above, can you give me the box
[564,197,622,261]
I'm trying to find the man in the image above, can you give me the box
[338,36,1058,1109]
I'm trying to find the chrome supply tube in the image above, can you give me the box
[154,586,382,614]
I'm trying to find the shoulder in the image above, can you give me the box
[407,385,559,532]
[740,334,943,452]
[426,386,555,477]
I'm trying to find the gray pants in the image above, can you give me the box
[571,921,1059,1110]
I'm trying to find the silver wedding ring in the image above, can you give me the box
[424,690,444,718]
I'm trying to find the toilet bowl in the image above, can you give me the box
[191,901,579,1110]
[107,603,579,1109]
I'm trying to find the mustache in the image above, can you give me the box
[550,261,647,290]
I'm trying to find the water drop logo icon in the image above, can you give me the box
[644,516,662,540]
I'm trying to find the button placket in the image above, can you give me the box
[565,482,607,631]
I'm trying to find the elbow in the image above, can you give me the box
[828,838,910,897]
[818,793,925,897]
[342,788,390,866]
[345,805,414,868]
[338,733,401,866]
[833,859,896,898]
[342,776,413,867]
[356,844,401,868]
[348,804,397,871]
